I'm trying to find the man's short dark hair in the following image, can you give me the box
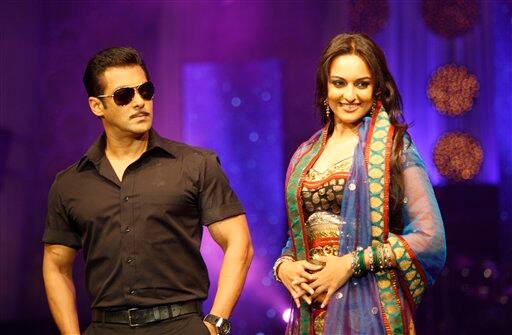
[83,47,150,97]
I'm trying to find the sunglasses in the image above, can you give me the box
[97,81,155,106]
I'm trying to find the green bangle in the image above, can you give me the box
[358,248,366,272]
[351,247,365,277]
[372,246,382,271]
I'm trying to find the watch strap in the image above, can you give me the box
[204,314,231,335]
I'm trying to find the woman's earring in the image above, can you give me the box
[324,99,330,119]
[370,100,376,116]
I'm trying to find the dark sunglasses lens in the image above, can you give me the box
[113,87,135,106]
[138,82,155,100]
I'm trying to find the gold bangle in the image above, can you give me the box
[384,243,393,268]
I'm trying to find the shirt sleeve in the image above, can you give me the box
[42,177,82,249]
[198,152,245,225]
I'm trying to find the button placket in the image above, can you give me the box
[124,166,139,302]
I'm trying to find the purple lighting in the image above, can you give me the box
[183,59,288,333]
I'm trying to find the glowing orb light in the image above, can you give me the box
[427,65,479,117]
[282,308,292,323]
[349,0,389,35]
[422,0,480,37]
[433,132,484,181]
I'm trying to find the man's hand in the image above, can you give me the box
[204,321,218,335]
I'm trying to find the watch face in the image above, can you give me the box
[219,321,231,334]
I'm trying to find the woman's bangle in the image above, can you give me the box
[383,243,393,268]
[374,245,384,271]
[351,247,366,277]
[369,244,393,271]
[273,256,295,283]
[367,246,375,272]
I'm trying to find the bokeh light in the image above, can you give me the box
[282,308,292,323]
[433,132,484,181]
[349,0,389,35]
[422,0,480,37]
[427,65,479,116]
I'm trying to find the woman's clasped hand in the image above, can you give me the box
[277,254,353,308]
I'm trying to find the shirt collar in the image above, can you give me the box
[76,128,175,171]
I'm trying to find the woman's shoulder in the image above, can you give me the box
[287,129,324,170]
[295,128,324,152]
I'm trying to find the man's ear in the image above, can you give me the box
[88,97,106,118]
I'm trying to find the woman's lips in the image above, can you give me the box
[339,103,361,112]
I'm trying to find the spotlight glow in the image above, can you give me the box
[282,308,292,323]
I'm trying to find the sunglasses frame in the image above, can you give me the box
[97,81,154,106]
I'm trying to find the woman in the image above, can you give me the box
[273,34,446,335]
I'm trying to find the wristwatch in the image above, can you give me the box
[204,314,231,335]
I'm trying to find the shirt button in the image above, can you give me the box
[124,196,129,202]
[125,227,131,233]
[127,258,133,263]
[130,290,136,295]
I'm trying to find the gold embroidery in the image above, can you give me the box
[369,182,383,193]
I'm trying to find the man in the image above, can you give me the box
[42,47,253,335]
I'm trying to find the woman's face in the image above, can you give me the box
[327,54,374,126]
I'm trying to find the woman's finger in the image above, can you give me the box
[309,278,323,290]
[302,261,323,271]
[291,287,306,299]
[285,286,301,308]
[299,282,315,295]
[291,277,308,285]
[310,284,326,299]
[320,289,334,308]
[300,270,315,280]
[301,294,312,305]
[308,273,319,281]
[287,284,300,297]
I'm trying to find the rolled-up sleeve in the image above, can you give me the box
[42,177,82,249]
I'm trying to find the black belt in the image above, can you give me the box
[92,300,202,327]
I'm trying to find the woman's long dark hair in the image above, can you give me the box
[315,33,407,233]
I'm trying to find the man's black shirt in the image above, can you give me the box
[43,129,244,308]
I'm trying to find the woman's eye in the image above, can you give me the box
[356,82,371,88]
[332,81,345,87]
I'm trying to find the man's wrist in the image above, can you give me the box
[204,313,231,335]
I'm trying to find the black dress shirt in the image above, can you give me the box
[43,129,244,308]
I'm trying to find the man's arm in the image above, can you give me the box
[205,214,253,331]
[42,244,80,335]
